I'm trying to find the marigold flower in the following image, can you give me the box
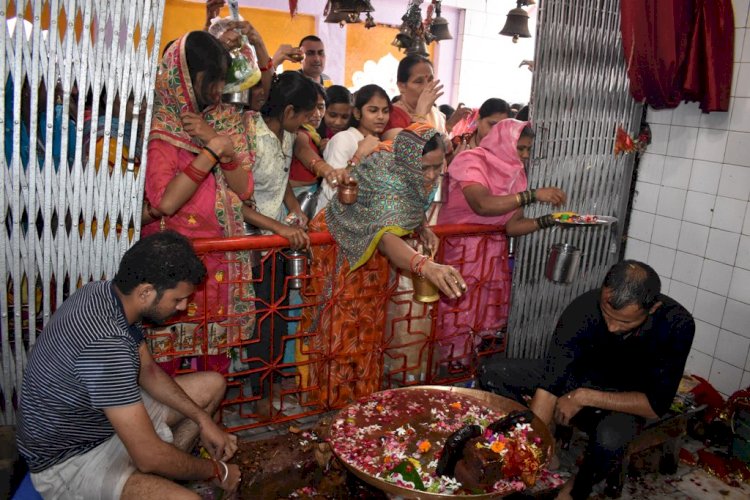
[490,440,506,453]
[449,402,462,410]
[417,440,431,453]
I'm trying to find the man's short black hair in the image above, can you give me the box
[299,35,322,47]
[602,260,661,310]
[113,230,206,298]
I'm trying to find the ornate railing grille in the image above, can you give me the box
[1,0,164,423]
[507,0,642,358]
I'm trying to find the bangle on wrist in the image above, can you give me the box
[220,159,239,171]
[260,58,274,72]
[415,256,430,278]
[146,202,162,220]
[202,145,221,164]
[183,162,211,184]
[535,214,555,229]
[218,460,229,483]
[308,157,323,175]
[517,190,535,207]
[409,252,422,274]
[238,185,253,201]
[210,459,221,481]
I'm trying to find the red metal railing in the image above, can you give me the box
[148,224,509,432]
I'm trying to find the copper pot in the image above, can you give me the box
[337,179,359,204]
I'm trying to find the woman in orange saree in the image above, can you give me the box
[296,123,467,408]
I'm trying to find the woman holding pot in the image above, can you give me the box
[436,119,566,371]
[296,124,466,407]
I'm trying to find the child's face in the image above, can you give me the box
[308,95,326,129]
[324,102,352,134]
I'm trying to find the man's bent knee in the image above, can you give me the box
[595,413,641,453]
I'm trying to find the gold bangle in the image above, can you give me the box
[516,193,522,207]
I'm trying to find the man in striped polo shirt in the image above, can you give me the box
[18,231,241,499]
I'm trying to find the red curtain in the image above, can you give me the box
[620,0,734,113]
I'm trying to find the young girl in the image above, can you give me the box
[315,84,389,214]
[288,83,327,207]
[240,71,317,419]
[450,98,511,153]
[317,85,352,142]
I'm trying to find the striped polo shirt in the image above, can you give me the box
[17,281,144,472]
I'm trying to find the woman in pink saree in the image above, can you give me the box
[436,119,566,371]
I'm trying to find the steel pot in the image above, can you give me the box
[286,249,308,289]
[545,243,581,284]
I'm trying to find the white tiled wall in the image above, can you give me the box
[624,2,750,397]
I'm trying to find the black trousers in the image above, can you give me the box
[247,253,288,398]
[478,356,644,499]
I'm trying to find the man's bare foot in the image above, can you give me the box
[555,476,574,500]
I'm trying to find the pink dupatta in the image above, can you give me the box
[438,119,529,227]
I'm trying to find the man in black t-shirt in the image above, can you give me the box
[479,260,695,500]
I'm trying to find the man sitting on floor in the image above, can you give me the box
[479,260,695,499]
[17,230,241,499]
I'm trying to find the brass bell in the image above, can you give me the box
[499,4,532,43]
[324,1,349,24]
[393,25,413,49]
[324,10,349,24]
[430,16,452,41]
[364,12,376,29]
[430,2,452,41]
[406,35,429,57]
[336,0,374,14]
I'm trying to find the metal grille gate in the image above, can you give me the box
[1,0,164,424]
[507,0,643,358]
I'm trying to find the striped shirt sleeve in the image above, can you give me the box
[75,337,141,409]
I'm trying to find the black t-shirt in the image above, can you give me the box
[541,289,695,417]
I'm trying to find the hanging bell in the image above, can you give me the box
[325,10,349,23]
[406,35,429,57]
[336,0,373,14]
[324,1,349,24]
[499,6,532,43]
[364,12,376,29]
[430,3,452,41]
[393,25,413,49]
[430,16,452,41]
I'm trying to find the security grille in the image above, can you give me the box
[1,0,164,424]
[507,0,642,357]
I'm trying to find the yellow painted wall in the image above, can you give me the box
[162,0,314,65]
[345,23,434,88]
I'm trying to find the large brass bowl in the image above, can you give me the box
[329,385,554,499]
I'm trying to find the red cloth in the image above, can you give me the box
[620,0,733,112]
[384,105,411,132]
[289,130,318,182]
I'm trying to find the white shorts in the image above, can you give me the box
[31,391,173,500]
